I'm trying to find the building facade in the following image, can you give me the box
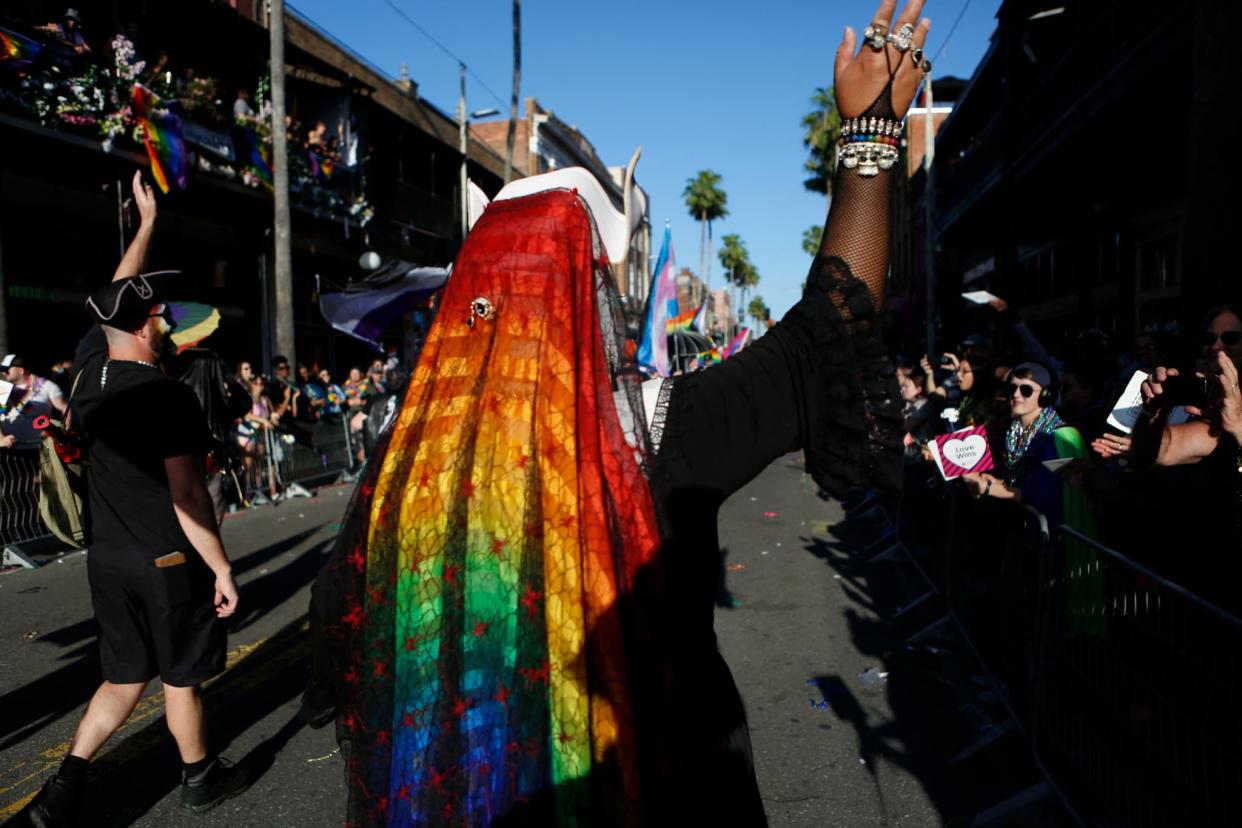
[896,0,1236,357]
[0,0,511,374]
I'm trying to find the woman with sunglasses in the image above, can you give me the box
[962,362,1094,532]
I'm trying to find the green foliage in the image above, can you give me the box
[802,225,823,257]
[683,170,729,223]
[801,86,840,196]
[747,295,771,323]
[718,234,748,282]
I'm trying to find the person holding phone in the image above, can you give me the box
[22,173,247,827]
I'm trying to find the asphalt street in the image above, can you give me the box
[1,459,1058,827]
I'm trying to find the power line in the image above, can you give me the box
[380,0,508,109]
[930,0,975,65]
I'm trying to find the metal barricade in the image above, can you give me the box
[1034,527,1242,827]
[274,417,358,491]
[0,449,50,549]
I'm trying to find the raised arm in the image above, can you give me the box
[110,171,158,283]
[815,0,930,312]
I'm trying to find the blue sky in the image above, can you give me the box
[291,0,1003,320]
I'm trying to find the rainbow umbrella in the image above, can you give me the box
[168,302,221,353]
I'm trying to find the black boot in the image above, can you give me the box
[179,757,250,815]
[27,774,83,828]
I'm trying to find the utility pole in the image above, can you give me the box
[458,64,468,240]
[270,0,295,366]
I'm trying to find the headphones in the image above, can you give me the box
[1007,363,1057,407]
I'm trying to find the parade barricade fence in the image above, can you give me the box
[266,416,359,495]
[0,449,54,564]
[865,462,1242,826]
[1032,526,1242,827]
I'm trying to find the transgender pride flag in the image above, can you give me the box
[637,225,678,376]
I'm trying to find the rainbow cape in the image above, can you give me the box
[131,84,187,194]
[322,190,661,825]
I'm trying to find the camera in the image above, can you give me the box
[1158,374,1220,409]
[940,355,957,367]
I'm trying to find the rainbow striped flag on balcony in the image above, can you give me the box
[131,84,186,193]
[0,27,42,66]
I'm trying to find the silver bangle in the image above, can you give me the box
[837,142,899,177]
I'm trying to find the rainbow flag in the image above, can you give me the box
[243,128,274,190]
[0,27,42,66]
[665,306,696,333]
[131,84,187,193]
[691,300,707,333]
[637,225,678,376]
[724,327,752,358]
[309,150,335,181]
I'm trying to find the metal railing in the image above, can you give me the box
[1,417,362,567]
[844,460,1242,826]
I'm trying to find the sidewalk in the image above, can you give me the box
[0,484,355,826]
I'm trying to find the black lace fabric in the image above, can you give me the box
[801,87,904,496]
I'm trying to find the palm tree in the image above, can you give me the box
[503,1,521,185]
[718,233,748,336]
[802,225,823,257]
[737,261,760,328]
[747,295,770,328]
[683,170,728,325]
[801,86,840,203]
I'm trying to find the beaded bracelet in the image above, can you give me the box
[836,117,903,177]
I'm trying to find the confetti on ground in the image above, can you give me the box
[307,747,340,764]
[760,550,770,556]
[725,563,748,572]
[806,520,832,535]
[330,523,345,530]
[806,680,832,711]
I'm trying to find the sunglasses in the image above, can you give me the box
[1008,383,1038,399]
[1202,331,1242,348]
[148,307,177,330]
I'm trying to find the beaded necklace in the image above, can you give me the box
[1004,407,1064,467]
[100,358,158,389]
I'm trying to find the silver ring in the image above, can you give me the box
[863,22,888,52]
[886,22,915,53]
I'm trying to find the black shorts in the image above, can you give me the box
[87,547,226,687]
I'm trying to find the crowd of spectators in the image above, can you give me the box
[0,344,408,513]
[896,297,1242,614]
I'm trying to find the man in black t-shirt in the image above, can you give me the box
[23,173,248,828]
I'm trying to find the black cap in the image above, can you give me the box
[85,271,183,330]
[0,354,23,370]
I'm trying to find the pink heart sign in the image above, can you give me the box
[929,425,995,479]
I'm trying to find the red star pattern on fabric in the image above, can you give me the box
[428,767,448,793]
[443,563,460,587]
[372,659,390,679]
[462,479,475,499]
[558,729,573,745]
[495,682,511,706]
[418,470,430,489]
[397,783,410,801]
[405,636,418,651]
[490,537,506,557]
[520,587,541,618]
[517,454,529,469]
[343,604,365,630]
[401,712,415,728]
[519,661,550,687]
[471,620,490,637]
[450,696,470,719]
[346,545,365,573]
